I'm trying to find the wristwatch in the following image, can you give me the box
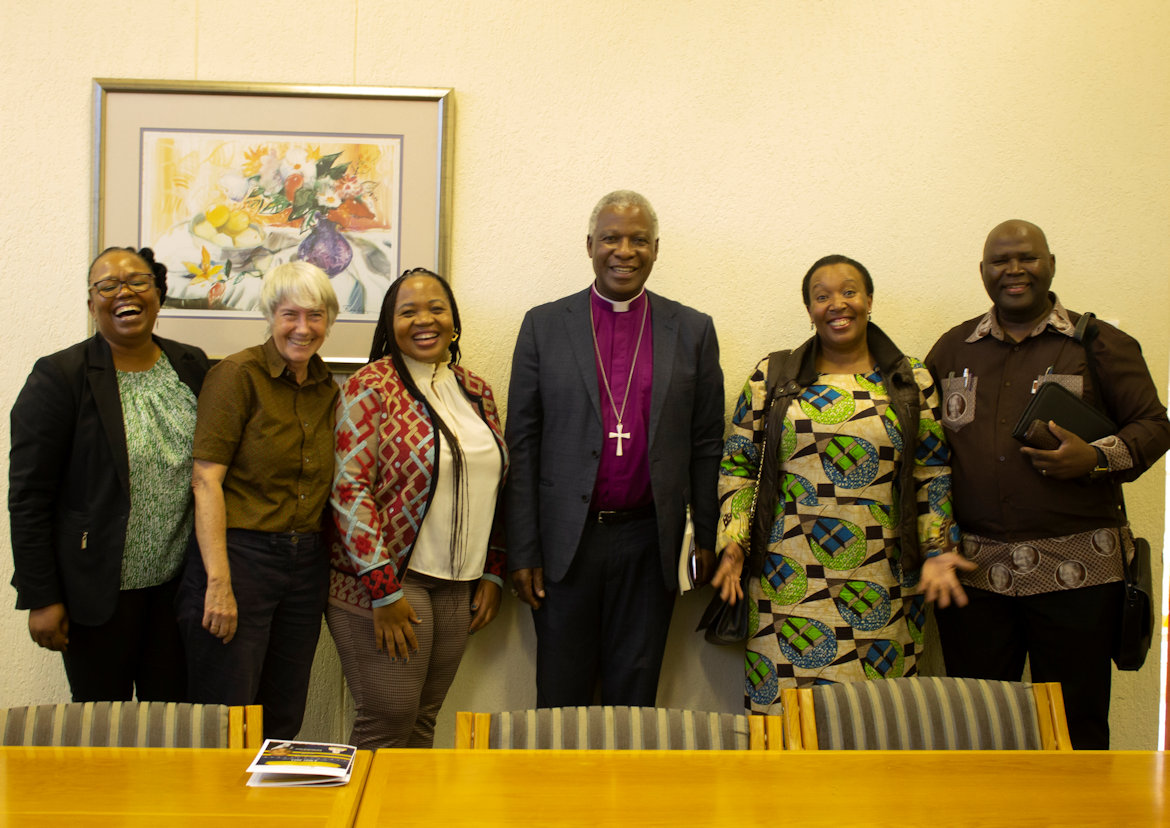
[1088,446,1110,480]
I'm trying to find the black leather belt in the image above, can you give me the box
[589,504,655,524]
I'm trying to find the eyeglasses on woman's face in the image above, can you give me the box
[88,274,155,298]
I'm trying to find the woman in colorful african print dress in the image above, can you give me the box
[711,255,974,711]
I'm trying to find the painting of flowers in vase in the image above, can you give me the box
[141,130,402,315]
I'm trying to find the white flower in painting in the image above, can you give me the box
[317,185,342,210]
[220,173,250,202]
[258,150,284,192]
[280,148,317,187]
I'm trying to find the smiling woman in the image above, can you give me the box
[88,249,165,366]
[392,272,456,362]
[711,254,972,711]
[804,260,874,372]
[8,246,209,702]
[326,268,509,749]
[175,261,340,740]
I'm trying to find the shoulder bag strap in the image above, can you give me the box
[746,350,801,574]
[1073,312,1104,403]
[1073,313,1132,538]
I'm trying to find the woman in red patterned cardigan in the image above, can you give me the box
[328,268,508,748]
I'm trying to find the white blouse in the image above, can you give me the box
[403,354,503,581]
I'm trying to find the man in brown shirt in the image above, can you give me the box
[926,220,1170,748]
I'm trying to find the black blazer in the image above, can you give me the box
[504,288,724,590]
[9,333,209,625]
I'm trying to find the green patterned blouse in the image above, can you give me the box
[116,352,198,589]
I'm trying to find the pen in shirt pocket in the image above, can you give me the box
[1030,366,1054,394]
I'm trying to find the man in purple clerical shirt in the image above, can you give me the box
[505,190,724,706]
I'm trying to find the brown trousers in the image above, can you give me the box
[326,572,472,748]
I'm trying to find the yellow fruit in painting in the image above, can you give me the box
[193,220,218,241]
[233,227,263,247]
[223,209,250,235]
[205,205,230,228]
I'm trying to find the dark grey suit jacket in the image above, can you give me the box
[9,334,209,625]
[504,288,723,590]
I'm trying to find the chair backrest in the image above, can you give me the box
[0,702,261,748]
[455,706,781,750]
[783,677,1072,750]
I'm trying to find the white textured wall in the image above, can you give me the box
[1,0,1167,749]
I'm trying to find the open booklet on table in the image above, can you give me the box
[246,739,357,788]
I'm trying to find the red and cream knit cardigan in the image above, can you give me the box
[328,358,508,612]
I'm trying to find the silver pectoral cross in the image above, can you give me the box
[609,422,631,457]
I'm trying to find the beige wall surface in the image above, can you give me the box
[1,0,1167,748]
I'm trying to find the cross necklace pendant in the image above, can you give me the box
[609,422,631,456]
[590,297,649,458]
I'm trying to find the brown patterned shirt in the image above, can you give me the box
[194,338,338,534]
[926,295,1170,596]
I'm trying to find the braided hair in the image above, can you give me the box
[370,268,468,574]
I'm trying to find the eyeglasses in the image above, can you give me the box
[89,274,155,298]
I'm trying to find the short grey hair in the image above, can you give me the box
[588,190,658,240]
[259,261,340,330]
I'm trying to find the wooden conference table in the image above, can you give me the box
[1,746,1165,826]
[354,748,1169,827]
[0,746,372,826]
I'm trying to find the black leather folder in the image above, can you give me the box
[1011,380,1116,446]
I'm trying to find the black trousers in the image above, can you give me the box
[62,576,187,703]
[935,581,1123,749]
[177,529,328,740]
[533,514,675,708]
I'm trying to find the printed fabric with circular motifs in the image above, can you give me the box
[718,360,953,713]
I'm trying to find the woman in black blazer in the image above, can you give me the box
[9,246,209,701]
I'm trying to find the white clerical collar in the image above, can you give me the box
[591,284,645,313]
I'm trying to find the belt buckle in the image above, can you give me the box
[595,510,618,524]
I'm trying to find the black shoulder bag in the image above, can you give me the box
[1068,315,1153,671]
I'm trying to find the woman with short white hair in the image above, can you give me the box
[177,261,340,739]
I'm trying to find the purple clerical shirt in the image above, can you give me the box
[589,286,654,510]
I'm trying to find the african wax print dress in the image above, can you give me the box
[717,357,953,713]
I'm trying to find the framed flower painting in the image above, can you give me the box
[93,79,452,368]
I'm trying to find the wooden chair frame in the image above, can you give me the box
[747,713,786,750]
[1030,682,1072,751]
[229,704,264,749]
[455,711,492,749]
[782,681,1073,751]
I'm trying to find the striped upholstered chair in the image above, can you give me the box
[456,706,783,750]
[0,702,263,748]
[782,677,1072,751]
